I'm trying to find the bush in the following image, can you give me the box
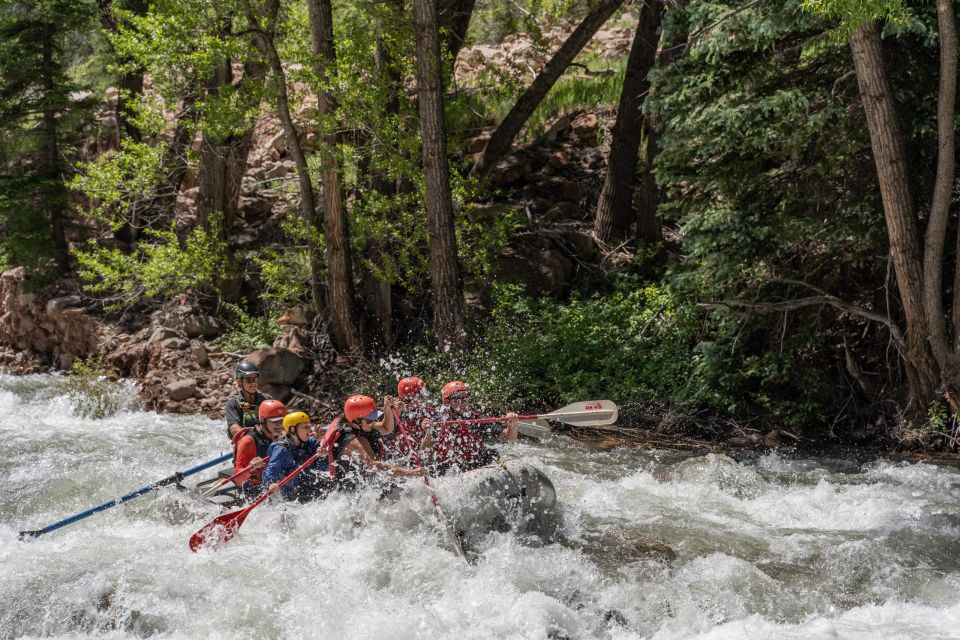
[60,355,129,419]
[465,279,703,410]
[218,303,280,353]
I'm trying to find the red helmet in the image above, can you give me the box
[344,394,382,422]
[441,380,469,404]
[397,376,426,399]
[258,399,287,421]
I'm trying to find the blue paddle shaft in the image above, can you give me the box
[19,452,232,539]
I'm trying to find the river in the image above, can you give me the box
[3,372,960,639]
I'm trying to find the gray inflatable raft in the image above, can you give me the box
[441,461,560,553]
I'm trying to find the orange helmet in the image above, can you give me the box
[258,399,287,421]
[397,376,426,399]
[441,380,469,404]
[344,394,382,422]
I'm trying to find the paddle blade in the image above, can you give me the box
[518,419,551,439]
[18,530,42,540]
[189,507,251,552]
[543,400,618,426]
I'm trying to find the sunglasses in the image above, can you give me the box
[241,375,259,382]
[447,391,470,401]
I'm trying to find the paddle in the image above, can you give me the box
[438,400,619,435]
[189,451,320,552]
[199,460,261,499]
[18,452,233,540]
[390,408,466,559]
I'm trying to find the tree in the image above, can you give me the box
[246,0,326,313]
[470,0,624,179]
[0,0,94,277]
[413,0,466,346]
[593,0,664,244]
[803,0,958,414]
[308,0,361,352]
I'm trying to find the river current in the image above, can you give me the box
[2,372,960,639]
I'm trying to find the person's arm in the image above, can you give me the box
[263,447,297,497]
[343,438,425,478]
[500,412,518,442]
[234,436,261,483]
[373,396,396,435]
[224,398,243,438]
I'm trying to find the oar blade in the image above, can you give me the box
[188,508,250,552]
[518,419,551,439]
[544,400,618,426]
[18,530,42,540]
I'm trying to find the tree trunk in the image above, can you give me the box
[471,0,624,179]
[438,0,476,69]
[850,20,939,410]
[413,0,466,347]
[594,0,663,244]
[634,1,687,246]
[98,0,147,144]
[40,24,68,272]
[308,0,361,352]
[197,58,233,231]
[248,1,325,312]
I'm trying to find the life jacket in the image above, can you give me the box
[231,427,273,487]
[387,407,430,463]
[322,417,386,483]
[434,407,487,471]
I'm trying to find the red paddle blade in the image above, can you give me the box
[189,507,251,552]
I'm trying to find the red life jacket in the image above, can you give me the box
[434,420,485,469]
[321,416,387,480]
[230,427,272,487]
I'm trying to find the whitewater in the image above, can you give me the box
[3,372,960,639]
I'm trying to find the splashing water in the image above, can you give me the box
[3,373,960,639]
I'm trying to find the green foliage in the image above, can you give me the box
[218,302,280,353]
[70,141,166,229]
[0,177,65,286]
[62,354,126,419]
[466,279,703,409]
[927,400,949,433]
[73,214,228,308]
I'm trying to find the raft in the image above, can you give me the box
[440,461,560,552]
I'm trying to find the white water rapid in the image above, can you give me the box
[3,373,960,639]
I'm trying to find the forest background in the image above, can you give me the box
[1,0,958,453]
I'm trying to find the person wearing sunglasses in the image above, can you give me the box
[431,381,517,475]
[224,361,273,439]
[321,394,426,492]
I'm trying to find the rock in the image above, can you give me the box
[44,295,83,314]
[272,325,309,357]
[466,133,490,154]
[548,150,571,171]
[265,160,295,181]
[562,181,586,201]
[265,131,286,157]
[166,378,197,401]
[561,230,596,261]
[260,383,292,403]
[181,314,220,339]
[148,328,179,344]
[490,156,533,186]
[191,342,209,367]
[571,113,598,141]
[239,195,274,219]
[277,306,313,326]
[245,347,305,386]
[161,337,188,350]
[541,201,579,223]
[105,86,119,105]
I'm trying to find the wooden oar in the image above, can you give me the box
[189,452,320,552]
[439,400,619,434]
[390,408,466,559]
[19,453,232,540]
